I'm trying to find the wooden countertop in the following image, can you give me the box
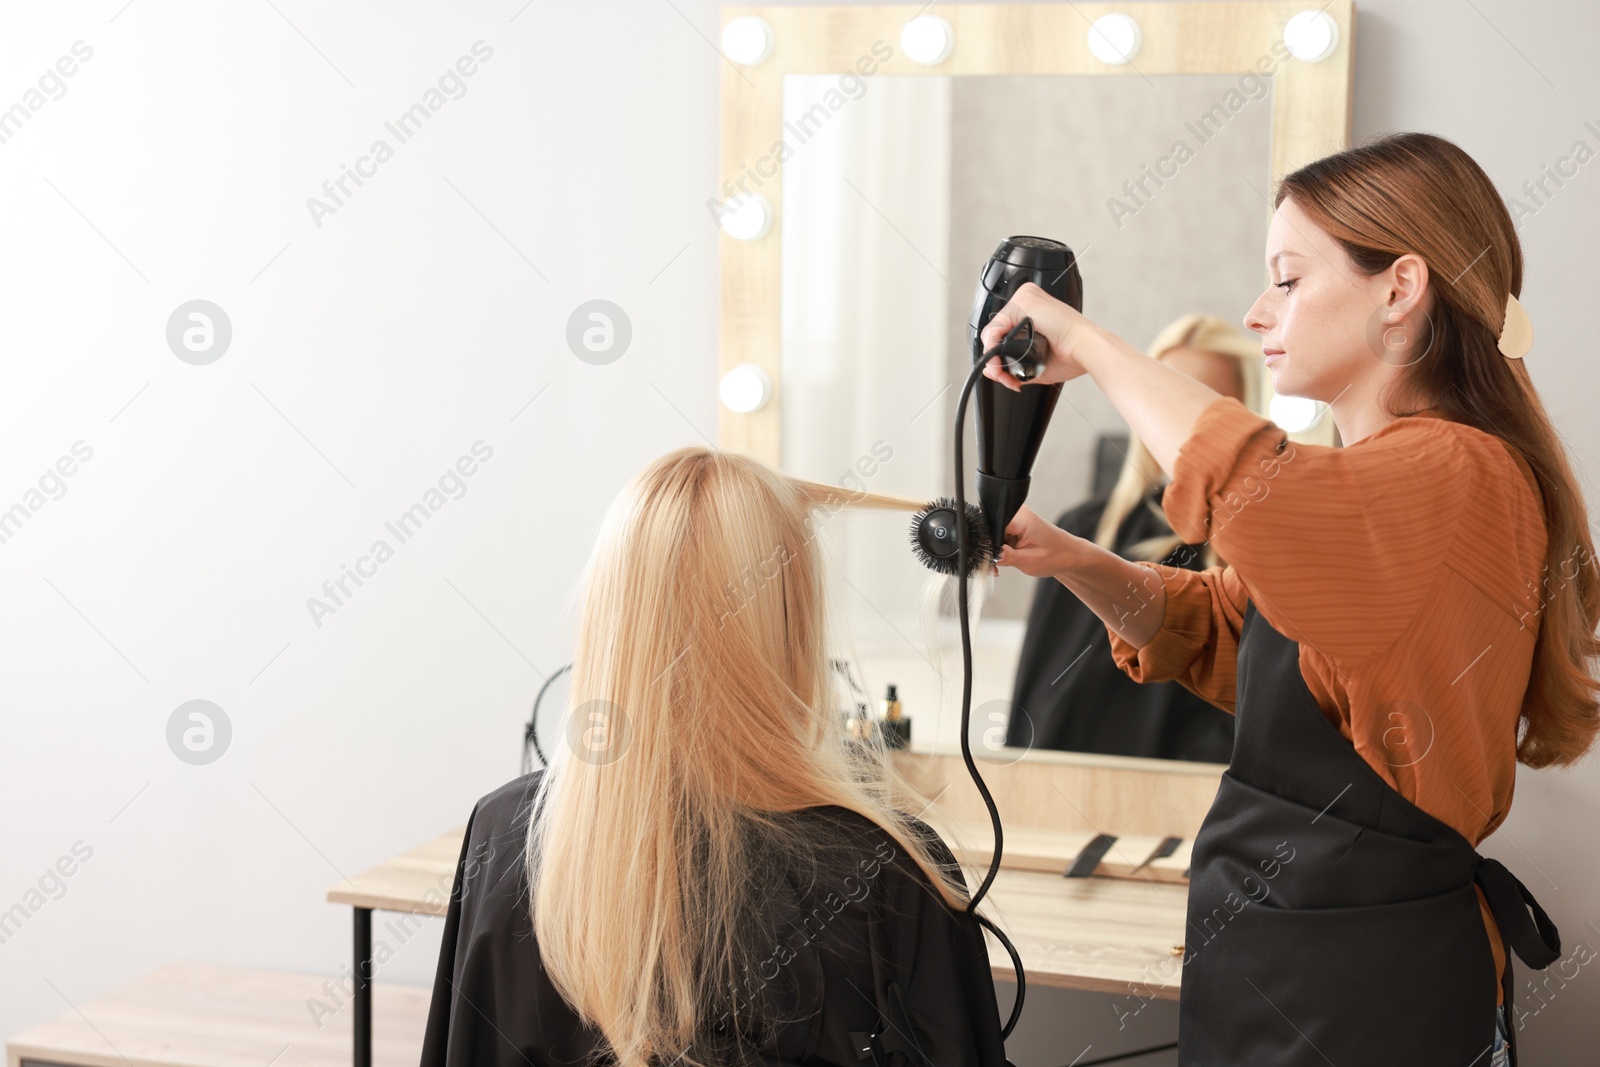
[327,823,1190,999]
[326,826,464,917]
[978,866,1188,996]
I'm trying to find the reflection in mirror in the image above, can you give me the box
[780,72,1324,764]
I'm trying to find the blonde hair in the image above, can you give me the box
[527,446,976,1067]
[1093,313,1337,566]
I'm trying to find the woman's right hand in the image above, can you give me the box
[993,504,1082,579]
[978,281,1096,391]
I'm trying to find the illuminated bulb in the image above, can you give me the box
[722,16,775,65]
[1284,11,1339,62]
[719,192,772,241]
[1088,14,1142,65]
[1269,394,1323,433]
[901,15,954,66]
[720,364,772,413]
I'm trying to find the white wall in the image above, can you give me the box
[1,1,1597,1063]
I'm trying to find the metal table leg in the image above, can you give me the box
[354,907,372,1067]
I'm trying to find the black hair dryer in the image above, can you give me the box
[967,236,1083,560]
[909,236,1083,577]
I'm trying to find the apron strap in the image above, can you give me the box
[1472,857,1560,1067]
[1475,856,1562,969]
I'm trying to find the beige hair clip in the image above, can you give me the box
[1498,292,1533,360]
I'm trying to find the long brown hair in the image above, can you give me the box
[527,446,977,1067]
[1276,131,1600,768]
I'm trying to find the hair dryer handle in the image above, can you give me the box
[966,237,1083,553]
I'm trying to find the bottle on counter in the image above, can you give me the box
[879,683,911,750]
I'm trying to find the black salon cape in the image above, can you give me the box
[1005,484,1236,763]
[420,771,1010,1067]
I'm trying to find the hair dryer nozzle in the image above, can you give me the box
[974,470,1032,568]
[909,497,994,577]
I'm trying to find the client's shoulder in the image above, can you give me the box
[791,805,959,881]
[467,769,544,834]
[794,802,933,839]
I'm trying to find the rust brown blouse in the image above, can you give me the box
[1105,395,1548,1003]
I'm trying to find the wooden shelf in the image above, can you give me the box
[5,963,428,1067]
[893,750,1222,840]
[927,816,1194,884]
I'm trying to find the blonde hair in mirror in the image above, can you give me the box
[1094,312,1338,568]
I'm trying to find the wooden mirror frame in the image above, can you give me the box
[716,0,1354,458]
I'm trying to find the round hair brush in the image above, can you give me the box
[908,496,995,577]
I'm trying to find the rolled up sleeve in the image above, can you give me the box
[1107,560,1249,713]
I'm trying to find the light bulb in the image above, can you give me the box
[1088,14,1142,65]
[722,16,774,65]
[901,15,954,66]
[1284,11,1339,62]
[719,192,772,241]
[1269,394,1323,433]
[720,364,772,413]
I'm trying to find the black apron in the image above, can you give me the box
[1179,600,1562,1066]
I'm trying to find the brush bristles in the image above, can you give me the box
[908,497,994,577]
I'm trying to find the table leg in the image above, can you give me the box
[354,906,372,1067]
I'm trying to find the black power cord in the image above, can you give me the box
[952,352,1028,1041]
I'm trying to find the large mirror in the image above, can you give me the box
[718,3,1353,770]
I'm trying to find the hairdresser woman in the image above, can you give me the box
[985,132,1599,1066]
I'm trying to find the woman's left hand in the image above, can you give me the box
[978,282,1097,391]
[992,504,1079,579]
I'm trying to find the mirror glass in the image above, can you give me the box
[779,73,1277,765]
